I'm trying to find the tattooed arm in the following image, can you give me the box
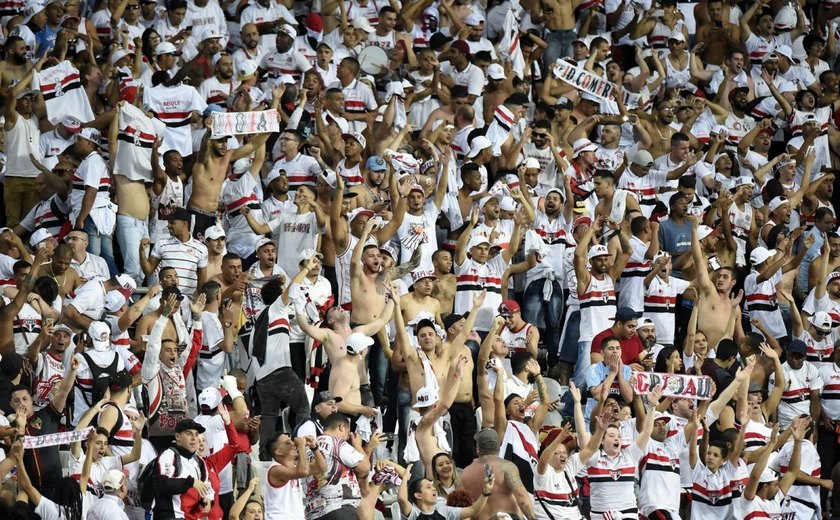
[503,460,536,519]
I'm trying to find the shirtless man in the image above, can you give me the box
[539,0,581,66]
[329,332,376,422]
[203,225,226,280]
[593,171,642,224]
[0,36,29,94]
[348,156,391,218]
[691,215,744,348]
[211,253,247,302]
[133,285,187,355]
[42,244,84,299]
[460,428,536,520]
[419,87,470,137]
[187,119,270,240]
[401,270,442,325]
[694,0,741,66]
[431,250,456,316]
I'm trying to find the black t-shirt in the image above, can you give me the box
[23,403,63,490]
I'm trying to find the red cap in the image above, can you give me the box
[306,12,323,32]
[498,300,520,316]
[451,40,471,56]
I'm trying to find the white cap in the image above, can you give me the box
[232,157,252,174]
[759,467,779,484]
[352,17,375,33]
[29,228,53,247]
[415,386,439,408]
[768,196,789,212]
[632,150,655,167]
[199,387,222,408]
[638,317,656,330]
[468,135,492,158]
[102,469,126,491]
[278,24,297,38]
[468,234,491,250]
[524,157,541,170]
[809,311,833,331]
[200,27,222,42]
[778,81,798,93]
[587,244,609,260]
[346,332,374,355]
[116,273,137,293]
[697,225,715,241]
[78,127,101,145]
[237,60,258,81]
[775,45,794,61]
[255,236,276,251]
[499,196,516,212]
[204,225,226,240]
[104,290,127,313]
[572,138,598,158]
[750,246,774,266]
[347,207,375,222]
[110,49,133,66]
[88,321,111,352]
[298,248,323,263]
[60,116,82,133]
[486,63,505,80]
[668,31,686,43]
[343,131,367,149]
[411,269,437,285]
[465,13,485,25]
[155,41,179,56]
[732,176,753,189]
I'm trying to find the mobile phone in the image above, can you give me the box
[185,25,193,32]
[380,432,396,441]
[45,317,54,329]
[708,256,721,271]
[652,9,664,17]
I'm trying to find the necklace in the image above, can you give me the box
[45,264,66,289]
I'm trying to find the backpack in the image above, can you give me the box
[137,449,181,510]
[78,351,120,406]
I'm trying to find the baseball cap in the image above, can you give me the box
[352,18,375,33]
[411,269,436,285]
[759,467,778,484]
[468,135,492,158]
[475,427,500,450]
[155,41,180,56]
[728,86,749,103]
[668,31,685,43]
[255,236,276,251]
[768,196,789,212]
[653,411,672,422]
[762,52,779,63]
[115,273,137,293]
[346,332,374,355]
[500,197,516,212]
[697,225,716,241]
[468,234,491,250]
[237,60,258,81]
[366,156,387,172]
[53,323,74,336]
[443,313,466,330]
[451,40,471,56]
[465,13,485,25]
[204,225,226,240]
[573,215,592,230]
[638,317,656,330]
[277,24,297,38]
[198,387,222,409]
[175,419,206,434]
[312,390,342,407]
[16,89,38,99]
[414,387,439,408]
[60,116,82,133]
[298,248,323,263]
[347,207,375,222]
[77,127,101,146]
[88,321,111,351]
[305,12,323,32]
[787,339,807,355]
[587,244,609,260]
[775,45,793,61]
[429,32,453,51]
[632,150,654,168]
[102,469,126,491]
[343,131,366,149]
[104,290,127,313]
[487,63,506,80]
[110,49,133,66]
[572,138,598,158]
[524,157,541,170]
[498,300,520,317]
[750,246,774,266]
[611,307,640,322]
[29,228,53,247]
[555,97,573,109]
[809,311,832,331]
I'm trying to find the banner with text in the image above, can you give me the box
[24,427,93,449]
[211,110,279,138]
[633,372,713,400]
[551,60,615,102]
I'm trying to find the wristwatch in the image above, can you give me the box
[224,321,233,329]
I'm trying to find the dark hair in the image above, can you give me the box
[159,266,177,278]
[379,5,396,15]
[601,335,621,349]
[55,243,73,257]
[222,253,242,263]
[141,28,161,60]
[630,216,649,236]
[261,278,284,306]
[716,339,738,361]
[766,224,789,249]
[510,352,532,374]
[266,431,290,454]
[594,170,615,183]
[451,85,469,99]
[34,276,59,305]
[671,132,690,144]
[54,477,84,520]
[803,34,826,51]
[432,250,451,262]
[816,207,834,222]
[9,384,30,397]
[408,478,426,504]
[678,175,696,190]
[12,261,31,275]
[340,57,360,75]
[708,440,730,458]
[94,426,111,438]
[199,280,221,301]
[654,347,683,373]
[322,412,350,431]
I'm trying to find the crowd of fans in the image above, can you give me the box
[2,0,840,518]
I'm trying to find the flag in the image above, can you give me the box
[114,102,165,182]
[486,105,515,157]
[32,60,94,124]
[500,420,539,493]
[499,8,525,80]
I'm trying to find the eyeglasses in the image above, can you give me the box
[53,168,72,174]
[532,133,549,138]
[66,235,87,242]
[280,137,299,142]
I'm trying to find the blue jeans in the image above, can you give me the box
[544,28,576,69]
[397,388,412,465]
[574,340,591,388]
[84,216,117,276]
[116,214,148,286]
[522,279,564,366]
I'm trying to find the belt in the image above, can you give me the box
[188,206,217,217]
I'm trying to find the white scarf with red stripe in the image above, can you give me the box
[500,420,539,493]
[114,102,166,182]
[486,105,516,157]
[498,5,525,79]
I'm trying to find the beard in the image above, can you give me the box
[11,53,27,65]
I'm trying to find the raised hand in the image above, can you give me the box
[730,289,744,309]
[190,293,207,316]
[569,382,582,404]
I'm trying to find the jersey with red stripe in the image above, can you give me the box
[198,76,236,106]
[32,351,68,412]
[33,60,95,124]
[12,302,41,355]
[578,274,616,343]
[222,172,264,258]
[770,439,822,518]
[730,458,750,518]
[644,275,690,345]
[331,78,378,133]
[260,48,312,82]
[264,462,306,518]
[691,461,735,518]
[196,312,226,392]
[745,270,786,339]
[741,493,793,520]
[820,363,840,420]
[801,199,835,231]
[802,290,840,328]
[525,211,569,287]
[336,158,364,186]
[345,0,381,26]
[617,236,650,313]
[271,152,323,190]
[584,444,642,516]
[534,453,584,519]
[769,361,823,428]
[454,255,507,332]
[144,83,207,157]
[744,419,772,452]
[618,169,669,218]
[500,323,534,359]
[744,33,777,69]
[796,330,833,370]
[638,431,685,515]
